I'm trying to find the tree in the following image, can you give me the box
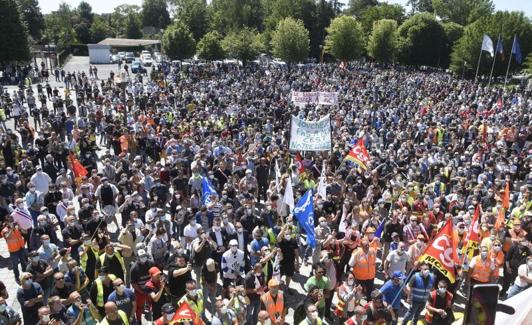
[271,17,309,64]
[90,16,110,43]
[346,0,378,16]
[441,22,463,68]
[162,20,196,60]
[396,12,445,66]
[142,0,171,29]
[77,1,94,24]
[109,4,141,38]
[75,22,91,44]
[367,19,397,63]
[325,15,364,61]
[407,0,433,13]
[125,14,143,39]
[210,0,263,34]
[222,28,263,65]
[43,3,77,50]
[450,11,532,75]
[358,3,405,34]
[432,0,493,26]
[17,0,44,41]
[196,31,225,60]
[524,53,532,75]
[0,0,30,64]
[170,0,209,40]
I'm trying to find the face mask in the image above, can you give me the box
[99,275,106,281]
[190,220,196,226]
[236,228,243,233]
[42,315,50,322]
[32,256,39,263]
[166,312,175,320]
[25,279,32,286]
[246,209,252,215]
[223,217,229,223]
[481,252,488,259]
[116,284,125,294]
[285,234,291,241]
[213,226,221,232]
[438,287,446,295]
[398,248,404,255]
[220,307,227,314]
[422,270,430,277]
[84,240,91,245]
[347,279,354,286]
[139,256,148,263]
[16,204,24,209]
[320,222,327,227]
[310,311,319,320]
[43,239,50,246]
[29,188,35,193]
[188,289,197,298]
[230,247,238,253]
[0,304,5,313]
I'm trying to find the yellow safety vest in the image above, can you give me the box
[99,252,126,279]
[94,275,116,307]
[81,245,100,277]
[98,309,129,325]
[178,291,204,317]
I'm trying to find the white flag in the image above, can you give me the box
[317,164,327,200]
[275,159,281,193]
[481,35,494,57]
[282,176,295,214]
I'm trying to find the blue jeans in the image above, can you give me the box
[402,301,425,325]
[9,248,27,282]
[246,297,261,324]
[507,284,529,299]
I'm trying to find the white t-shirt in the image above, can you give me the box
[386,250,410,277]
[514,263,531,288]
[184,224,202,240]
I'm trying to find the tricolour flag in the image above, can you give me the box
[294,190,317,248]
[344,139,371,170]
[417,219,458,283]
[294,152,305,174]
[201,177,218,206]
[481,35,494,57]
[495,37,504,61]
[461,204,481,263]
[511,35,522,65]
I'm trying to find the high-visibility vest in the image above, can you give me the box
[260,291,284,322]
[178,291,204,318]
[4,228,25,252]
[99,252,126,279]
[351,248,377,280]
[81,245,100,274]
[471,256,492,283]
[411,273,435,303]
[425,290,453,323]
[94,275,116,307]
[98,309,129,325]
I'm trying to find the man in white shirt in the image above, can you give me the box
[183,216,202,248]
[384,241,411,278]
[507,256,532,298]
[30,166,52,194]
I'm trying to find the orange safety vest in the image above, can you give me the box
[425,290,453,323]
[490,250,504,268]
[3,227,25,252]
[352,248,377,280]
[471,256,492,283]
[260,291,284,322]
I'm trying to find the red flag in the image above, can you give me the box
[417,219,457,283]
[502,182,510,210]
[173,302,204,324]
[462,205,481,262]
[295,152,305,174]
[482,123,488,145]
[344,138,371,170]
[497,97,503,110]
[68,153,88,178]
[495,207,506,231]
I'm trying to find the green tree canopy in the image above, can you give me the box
[142,0,171,29]
[0,0,30,64]
[43,3,77,50]
[109,4,142,38]
[346,0,378,16]
[196,31,225,60]
[450,11,532,76]
[271,17,309,64]
[325,15,364,61]
[367,19,397,63]
[90,16,110,43]
[407,0,433,13]
[222,28,263,64]
[441,22,464,68]
[162,20,196,60]
[358,3,405,34]
[17,0,44,41]
[170,0,209,41]
[432,0,493,26]
[210,0,263,34]
[396,12,445,66]
[77,1,94,24]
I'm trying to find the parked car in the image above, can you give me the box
[153,52,162,63]
[124,52,135,63]
[118,51,126,60]
[141,54,153,66]
[109,54,119,63]
[131,60,146,73]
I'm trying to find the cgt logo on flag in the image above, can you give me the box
[418,219,457,283]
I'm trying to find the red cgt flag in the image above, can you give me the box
[295,152,305,174]
[68,153,88,178]
[417,219,458,283]
[461,204,481,263]
[171,302,204,325]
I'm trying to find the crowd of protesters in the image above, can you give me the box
[0,59,530,325]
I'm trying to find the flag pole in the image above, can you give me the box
[504,37,514,87]
[474,44,483,82]
[488,35,500,87]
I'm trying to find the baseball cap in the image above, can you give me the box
[391,232,399,238]
[149,266,162,277]
[161,303,176,314]
[392,271,405,279]
[268,278,279,288]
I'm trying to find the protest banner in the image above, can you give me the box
[289,114,331,151]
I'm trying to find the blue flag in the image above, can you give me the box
[511,35,522,65]
[202,177,218,205]
[374,219,385,238]
[495,37,504,59]
[294,190,317,248]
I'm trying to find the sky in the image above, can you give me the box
[39,0,532,15]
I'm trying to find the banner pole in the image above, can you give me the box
[474,45,483,82]
[504,43,513,87]
[389,268,415,307]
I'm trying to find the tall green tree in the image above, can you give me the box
[125,14,143,39]
[271,17,309,64]
[432,0,493,26]
[17,0,44,41]
[396,12,445,66]
[441,22,463,68]
[196,31,225,60]
[0,0,30,64]
[222,28,263,64]
[109,4,142,38]
[450,11,532,75]
[142,0,171,29]
[325,15,364,61]
[210,0,263,34]
[43,3,77,50]
[358,3,405,34]
[407,0,433,13]
[162,20,196,59]
[77,1,94,24]
[90,16,110,43]
[346,0,378,16]
[170,0,209,40]
[367,19,397,63]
